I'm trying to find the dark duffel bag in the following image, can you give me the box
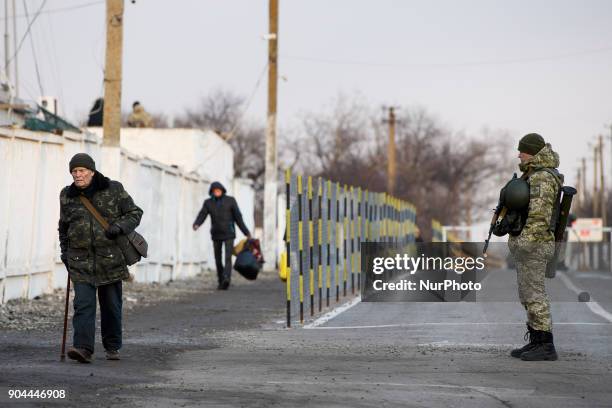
[234,249,261,280]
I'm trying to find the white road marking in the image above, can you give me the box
[302,295,361,328]
[302,271,612,329]
[557,271,612,323]
[307,322,611,330]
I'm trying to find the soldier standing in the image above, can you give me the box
[58,153,143,363]
[508,133,562,361]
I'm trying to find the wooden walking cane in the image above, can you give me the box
[60,270,71,362]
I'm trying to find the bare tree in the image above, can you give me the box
[294,96,514,239]
[174,89,243,134]
[175,89,266,226]
[294,94,377,186]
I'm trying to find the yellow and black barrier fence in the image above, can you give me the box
[432,219,444,242]
[284,169,418,327]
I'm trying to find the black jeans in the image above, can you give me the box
[73,280,122,353]
[213,239,234,283]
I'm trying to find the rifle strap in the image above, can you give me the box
[533,167,563,189]
[79,195,110,231]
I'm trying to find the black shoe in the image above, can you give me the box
[105,350,120,360]
[521,331,558,361]
[217,282,223,290]
[220,278,230,290]
[67,347,93,364]
[511,325,536,358]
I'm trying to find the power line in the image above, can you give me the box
[7,0,46,66]
[23,0,45,96]
[193,61,269,175]
[227,62,269,141]
[280,45,612,70]
[1,0,103,21]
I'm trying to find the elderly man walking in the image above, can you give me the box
[193,181,251,290]
[58,153,143,363]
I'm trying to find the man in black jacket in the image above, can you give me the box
[193,181,251,289]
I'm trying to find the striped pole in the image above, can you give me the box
[298,175,304,324]
[349,186,354,294]
[326,180,332,307]
[336,182,340,302]
[343,184,348,297]
[318,178,323,312]
[308,177,314,316]
[356,187,362,291]
[285,169,291,327]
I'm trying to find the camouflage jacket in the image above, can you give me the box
[58,172,143,286]
[509,144,562,245]
[127,105,152,128]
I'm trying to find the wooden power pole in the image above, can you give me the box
[102,0,124,147]
[582,157,587,209]
[4,0,9,84]
[593,143,599,217]
[599,135,606,225]
[263,0,279,268]
[576,168,582,211]
[383,106,397,195]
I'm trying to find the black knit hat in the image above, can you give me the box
[518,133,545,155]
[69,153,96,173]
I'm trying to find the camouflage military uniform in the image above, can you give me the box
[508,144,562,332]
[58,172,143,286]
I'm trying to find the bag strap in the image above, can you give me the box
[79,195,110,231]
[533,167,563,188]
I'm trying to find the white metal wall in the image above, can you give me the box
[0,128,254,303]
[232,177,255,242]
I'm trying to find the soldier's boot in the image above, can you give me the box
[510,324,536,358]
[521,330,558,361]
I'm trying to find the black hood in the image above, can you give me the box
[209,181,227,197]
[67,171,110,198]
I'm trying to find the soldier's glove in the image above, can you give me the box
[105,223,123,240]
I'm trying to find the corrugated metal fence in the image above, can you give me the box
[0,128,254,303]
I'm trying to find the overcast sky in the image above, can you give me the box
[12,0,612,187]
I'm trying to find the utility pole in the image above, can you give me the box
[102,0,124,148]
[11,0,16,96]
[609,125,612,197]
[263,0,279,269]
[576,167,584,212]
[599,135,606,226]
[382,106,397,195]
[593,143,599,217]
[4,0,9,84]
[582,157,587,209]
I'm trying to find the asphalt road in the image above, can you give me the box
[1,268,611,407]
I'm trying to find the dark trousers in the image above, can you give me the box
[73,280,122,353]
[213,239,234,283]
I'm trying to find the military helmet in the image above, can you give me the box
[503,177,530,211]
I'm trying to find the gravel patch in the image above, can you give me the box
[0,269,271,332]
